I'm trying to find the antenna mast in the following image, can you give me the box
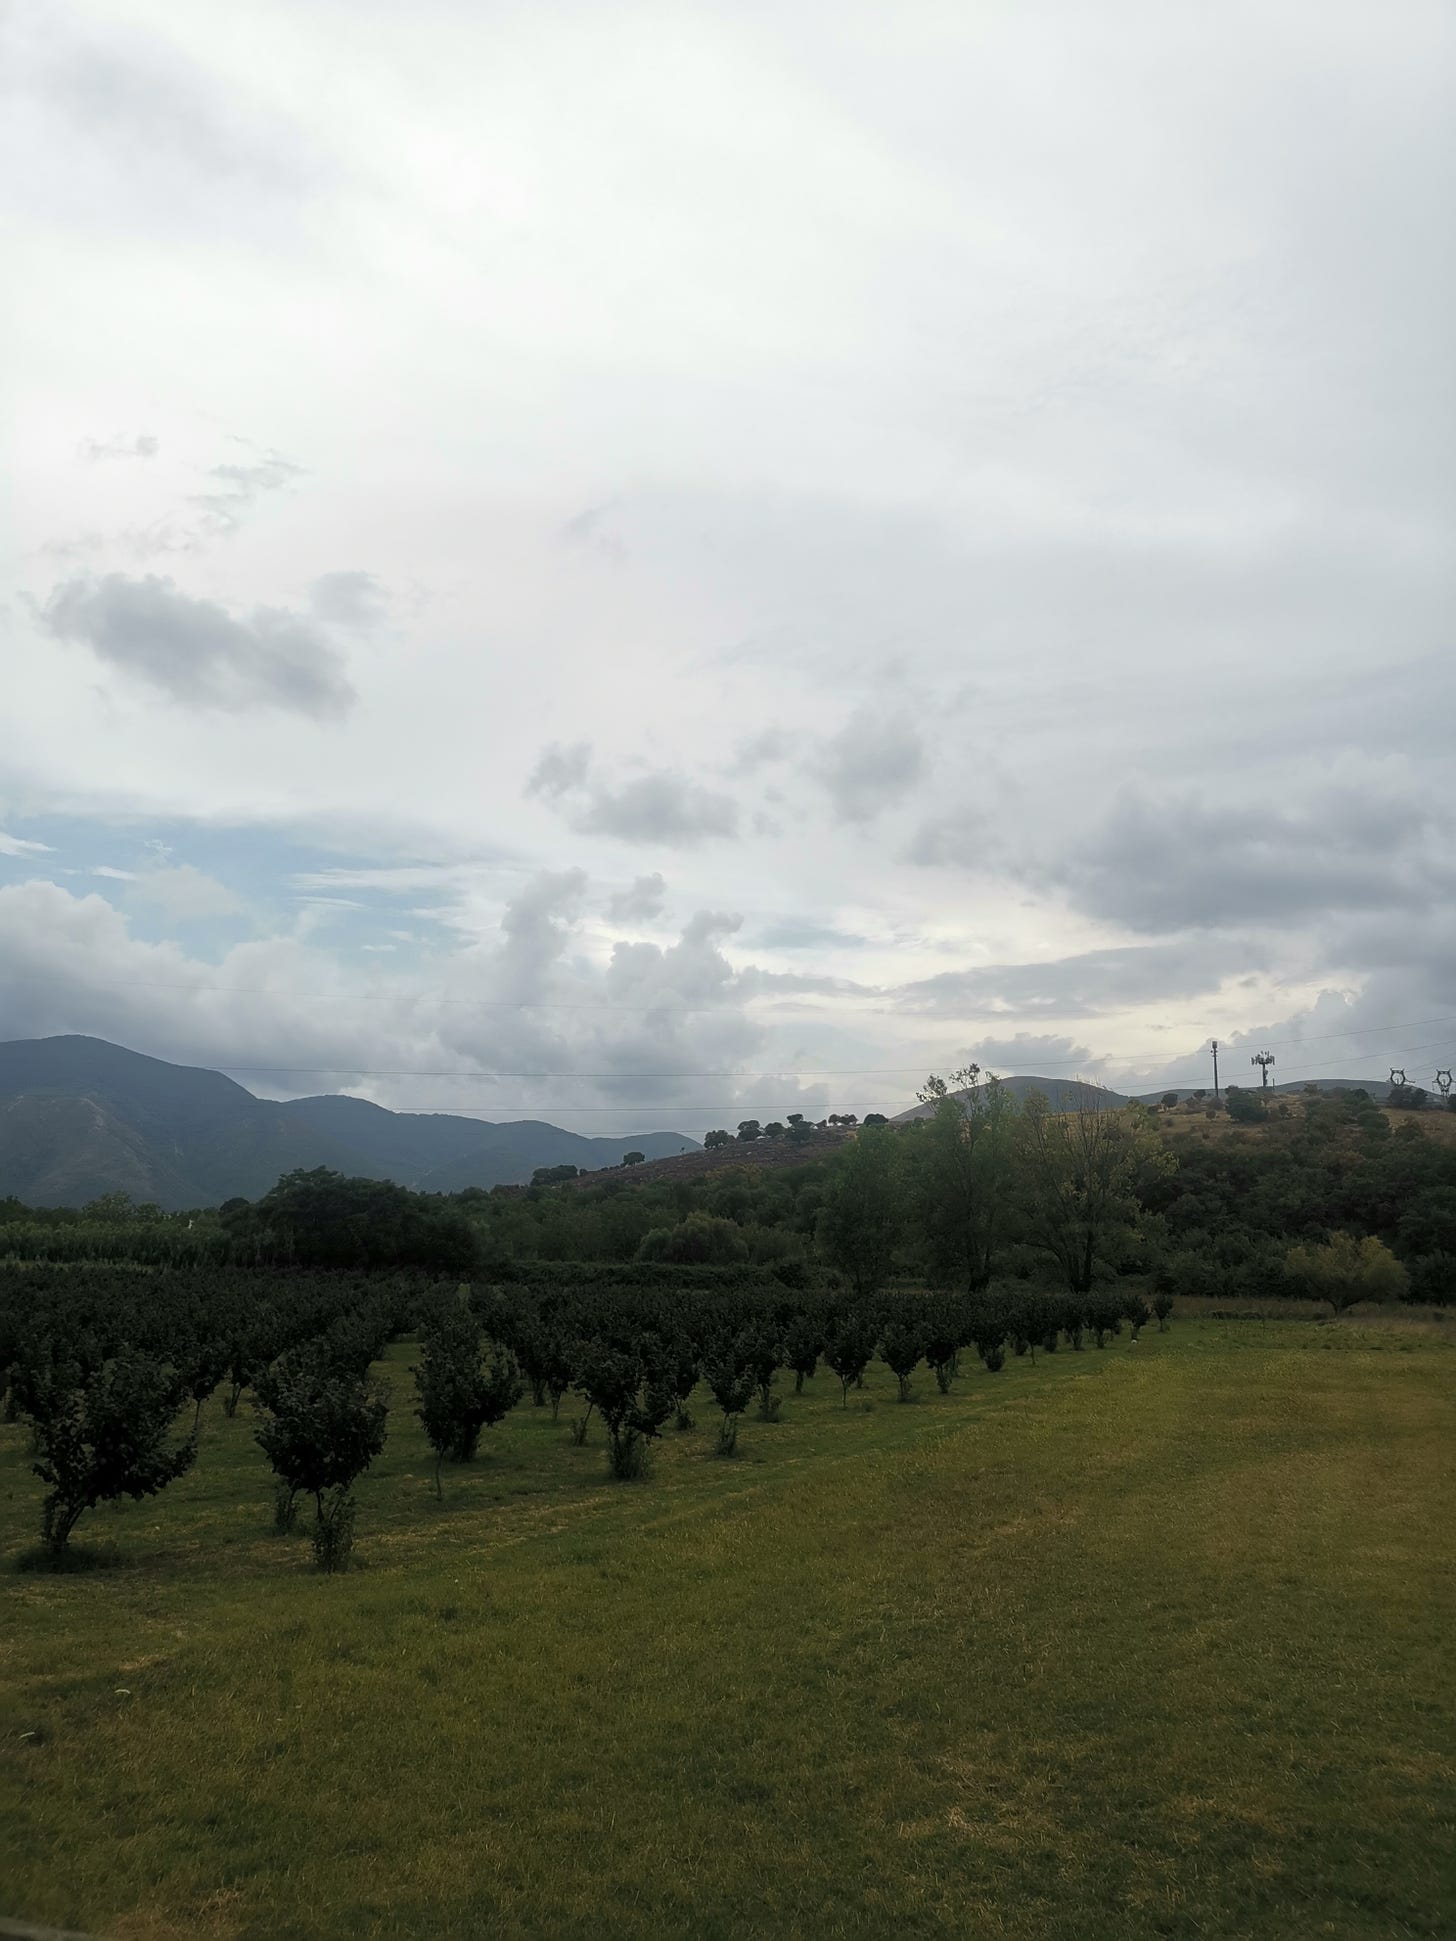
[1210,1038,1220,1100]
[1251,1051,1275,1090]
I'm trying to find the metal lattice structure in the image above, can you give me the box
[1251,1051,1276,1089]
[1389,1068,1407,1089]
[1435,1069,1452,1100]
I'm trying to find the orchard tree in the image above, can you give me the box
[824,1312,874,1406]
[783,1311,823,1392]
[879,1317,924,1402]
[413,1307,523,1496]
[255,1350,388,1569]
[703,1338,756,1455]
[21,1347,196,1558]
[575,1341,674,1480]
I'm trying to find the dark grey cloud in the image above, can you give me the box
[895,939,1252,1020]
[607,873,667,924]
[80,433,158,462]
[309,571,389,630]
[815,709,926,823]
[528,743,739,846]
[1057,783,1455,934]
[43,573,355,717]
[905,809,988,870]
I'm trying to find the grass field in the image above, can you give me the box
[2,1317,1453,1940]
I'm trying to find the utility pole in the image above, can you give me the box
[1210,1039,1220,1100]
[1251,1051,1275,1089]
[1389,1068,1407,1089]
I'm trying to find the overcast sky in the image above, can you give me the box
[3,0,1454,1134]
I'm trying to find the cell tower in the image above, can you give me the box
[1389,1068,1407,1088]
[1436,1069,1453,1101]
[1210,1038,1220,1099]
[1251,1051,1275,1089]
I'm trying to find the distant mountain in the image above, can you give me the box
[892,1075,1130,1123]
[0,1037,700,1210]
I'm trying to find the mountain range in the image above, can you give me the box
[0,1037,700,1210]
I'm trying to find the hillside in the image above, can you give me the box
[893,1075,1130,1122]
[0,1037,699,1209]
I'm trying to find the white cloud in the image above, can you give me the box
[0,832,54,857]
[131,864,245,921]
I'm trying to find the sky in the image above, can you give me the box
[3,0,1454,1136]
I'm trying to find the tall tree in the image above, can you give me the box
[1019,1091,1173,1294]
[817,1124,903,1301]
[912,1068,1019,1293]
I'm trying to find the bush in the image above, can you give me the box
[1284,1233,1409,1315]
[635,1216,751,1266]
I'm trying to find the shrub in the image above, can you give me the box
[703,1339,756,1456]
[1285,1232,1410,1315]
[824,1313,874,1406]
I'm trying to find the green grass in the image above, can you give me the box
[2,1320,1453,1940]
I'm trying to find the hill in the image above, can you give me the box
[0,1036,699,1209]
[892,1075,1130,1123]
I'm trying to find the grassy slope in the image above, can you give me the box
[2,1321,1453,1941]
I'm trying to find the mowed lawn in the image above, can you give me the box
[2,1319,1453,1940]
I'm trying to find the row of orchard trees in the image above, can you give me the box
[0,1260,1170,1571]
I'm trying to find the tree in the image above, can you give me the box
[786,1114,814,1146]
[575,1342,674,1480]
[1285,1232,1409,1315]
[910,1070,1018,1293]
[783,1311,822,1392]
[255,1350,388,1569]
[532,1164,581,1187]
[1160,1093,1179,1112]
[637,1213,749,1265]
[1019,1090,1173,1294]
[1225,1088,1265,1125]
[21,1347,196,1557]
[817,1124,902,1300]
[862,1112,888,1127]
[703,1129,732,1150]
[762,1122,787,1141]
[879,1317,923,1402]
[824,1313,874,1406]
[703,1338,756,1455]
[737,1120,763,1142]
[621,1151,646,1167]
[413,1307,523,1496]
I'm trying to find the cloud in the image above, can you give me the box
[905,810,988,870]
[528,744,739,846]
[1057,780,1456,933]
[308,571,389,629]
[43,573,355,717]
[895,940,1251,1019]
[90,865,138,880]
[815,710,926,823]
[131,864,245,921]
[607,873,667,923]
[0,833,54,858]
[192,452,305,535]
[79,433,158,462]
[963,1031,1098,1073]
